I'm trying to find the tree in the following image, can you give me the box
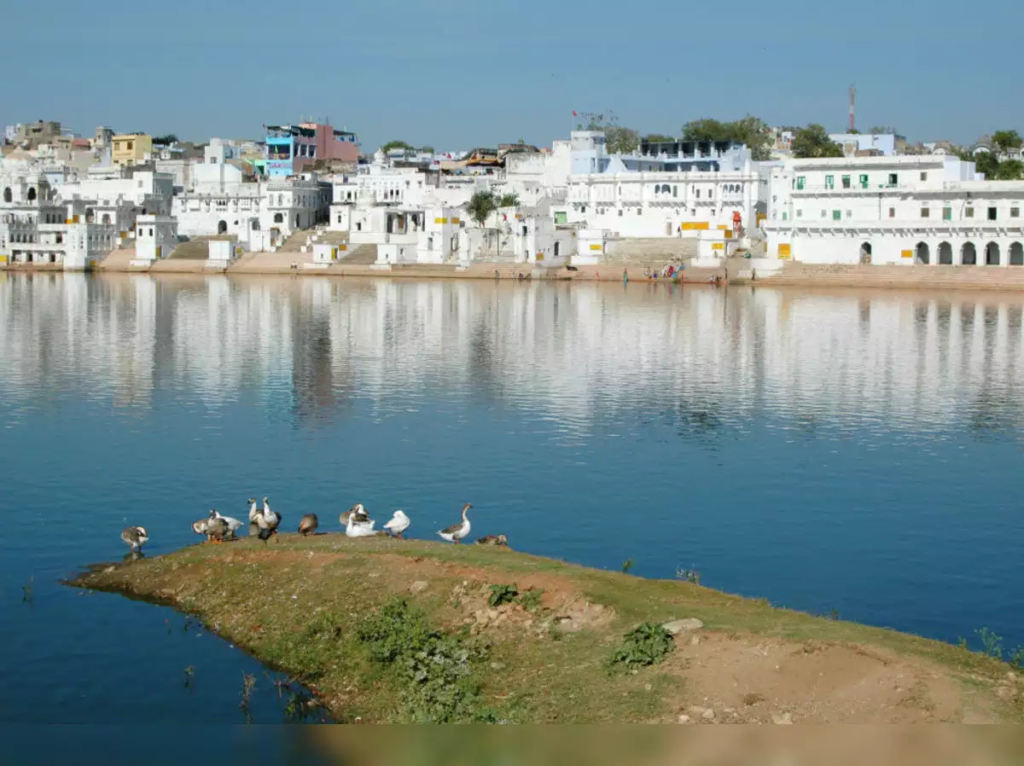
[153,134,178,146]
[992,130,1023,153]
[681,116,772,161]
[974,150,1000,179]
[643,134,676,143]
[465,191,496,226]
[994,159,1024,180]
[578,111,639,154]
[867,126,897,135]
[418,145,435,154]
[792,124,845,159]
[496,192,519,208]
[381,140,414,153]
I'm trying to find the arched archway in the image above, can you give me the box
[915,242,930,265]
[27,187,36,202]
[295,214,301,228]
[859,242,873,264]
[938,242,953,265]
[1010,243,1024,266]
[251,219,260,231]
[985,242,1000,265]
[217,220,228,235]
[962,242,977,265]
[2,187,11,203]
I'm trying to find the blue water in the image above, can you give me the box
[2,272,1024,722]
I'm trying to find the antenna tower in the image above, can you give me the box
[849,84,856,132]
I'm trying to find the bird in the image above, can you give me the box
[437,504,472,544]
[206,516,230,544]
[121,526,149,553]
[209,509,243,540]
[383,510,410,539]
[192,518,211,540]
[247,498,261,524]
[476,534,508,547]
[254,497,282,543]
[345,512,377,538]
[298,513,319,537]
[340,503,370,527]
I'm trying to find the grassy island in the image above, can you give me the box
[70,535,1024,723]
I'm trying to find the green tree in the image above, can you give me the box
[992,130,1023,153]
[418,145,435,154]
[974,151,1000,179]
[994,159,1024,180]
[496,192,519,208]
[580,111,639,154]
[792,124,845,159]
[381,140,414,153]
[465,191,497,226]
[153,134,178,146]
[681,116,772,161]
[643,134,676,144]
[867,126,898,135]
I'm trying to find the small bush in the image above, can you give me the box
[621,559,634,574]
[977,628,1004,660]
[357,598,490,723]
[609,623,674,672]
[675,568,701,585]
[518,588,544,612]
[488,584,519,607]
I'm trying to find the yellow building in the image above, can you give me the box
[111,134,153,167]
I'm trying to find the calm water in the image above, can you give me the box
[2,272,1024,723]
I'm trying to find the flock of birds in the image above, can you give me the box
[119,498,510,554]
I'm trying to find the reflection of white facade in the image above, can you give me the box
[1,276,1023,433]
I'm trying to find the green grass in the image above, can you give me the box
[66,534,1024,723]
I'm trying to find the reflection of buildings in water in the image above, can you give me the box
[0,274,1023,435]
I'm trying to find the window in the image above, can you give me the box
[796,176,806,190]
[821,209,826,218]
[618,209,623,217]
[859,174,869,189]
[889,208,896,218]
[825,175,834,190]
[966,207,974,218]
[920,172,928,181]
[127,141,133,151]
[921,207,930,218]
[842,175,851,189]
[846,210,852,218]
[888,173,898,187]
[988,207,998,221]
[832,210,841,221]
[782,212,787,221]
[943,207,952,220]
[1012,207,1020,218]
[796,209,802,217]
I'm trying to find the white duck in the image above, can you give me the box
[340,503,370,527]
[209,509,243,540]
[345,512,378,538]
[437,504,472,544]
[248,498,261,524]
[383,510,411,539]
[121,526,149,553]
[254,497,282,542]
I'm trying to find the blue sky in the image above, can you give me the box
[2,0,1021,151]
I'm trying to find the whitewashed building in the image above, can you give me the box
[763,155,1024,266]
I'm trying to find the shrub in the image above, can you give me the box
[518,588,544,612]
[609,623,675,671]
[488,584,519,607]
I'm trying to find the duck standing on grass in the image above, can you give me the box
[254,497,282,543]
[340,503,370,527]
[345,511,377,538]
[437,504,472,545]
[383,510,411,539]
[298,514,319,537]
[209,509,243,540]
[206,516,230,544]
[121,526,149,553]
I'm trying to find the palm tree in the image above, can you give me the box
[496,192,519,209]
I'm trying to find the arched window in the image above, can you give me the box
[961,242,977,265]
[915,242,930,265]
[3,187,11,203]
[985,242,1000,266]
[938,242,953,265]
[101,213,111,225]
[27,187,37,202]
[1010,242,1024,266]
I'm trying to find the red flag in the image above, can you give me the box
[572,111,578,117]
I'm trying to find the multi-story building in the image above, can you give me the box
[7,121,63,149]
[264,122,358,178]
[112,133,153,167]
[763,155,1024,266]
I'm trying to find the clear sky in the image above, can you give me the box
[3,0,1021,151]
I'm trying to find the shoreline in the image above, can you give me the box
[69,536,1023,724]
[7,255,1024,292]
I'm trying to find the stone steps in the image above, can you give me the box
[757,263,1024,289]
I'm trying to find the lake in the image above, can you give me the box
[2,271,1024,723]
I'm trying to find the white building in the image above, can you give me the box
[562,131,760,240]
[829,133,898,157]
[764,155,1024,266]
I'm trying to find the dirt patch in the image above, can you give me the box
[663,633,991,724]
